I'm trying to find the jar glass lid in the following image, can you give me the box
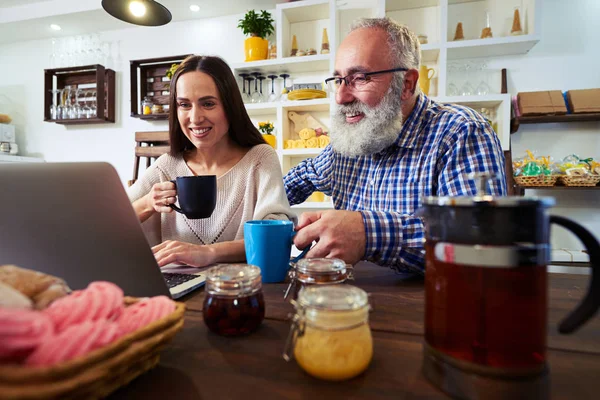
[295,258,347,275]
[205,264,261,296]
[297,285,368,311]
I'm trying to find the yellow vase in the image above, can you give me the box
[245,36,269,62]
[262,134,276,149]
[418,65,435,96]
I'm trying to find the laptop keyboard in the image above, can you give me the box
[163,272,200,289]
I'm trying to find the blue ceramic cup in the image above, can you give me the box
[244,220,309,283]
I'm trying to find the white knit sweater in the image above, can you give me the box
[128,144,295,247]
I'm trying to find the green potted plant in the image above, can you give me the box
[237,10,274,62]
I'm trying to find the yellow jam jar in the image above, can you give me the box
[283,285,372,381]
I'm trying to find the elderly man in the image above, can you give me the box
[284,17,506,274]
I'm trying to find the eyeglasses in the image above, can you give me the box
[325,67,408,92]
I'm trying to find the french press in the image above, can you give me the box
[418,174,600,400]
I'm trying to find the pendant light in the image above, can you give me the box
[101,0,172,27]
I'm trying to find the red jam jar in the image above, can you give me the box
[202,264,265,336]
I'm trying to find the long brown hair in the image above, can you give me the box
[168,55,266,156]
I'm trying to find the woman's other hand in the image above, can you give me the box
[146,181,178,214]
[152,240,217,268]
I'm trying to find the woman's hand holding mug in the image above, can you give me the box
[146,181,178,214]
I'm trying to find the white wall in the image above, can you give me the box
[0,0,599,253]
[486,0,600,254]
[0,11,255,185]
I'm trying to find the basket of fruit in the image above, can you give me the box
[514,175,558,187]
[559,175,600,187]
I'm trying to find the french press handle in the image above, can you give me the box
[469,172,500,198]
[551,215,600,334]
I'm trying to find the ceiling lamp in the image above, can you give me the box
[101,0,172,27]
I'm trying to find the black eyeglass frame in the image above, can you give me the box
[325,67,409,90]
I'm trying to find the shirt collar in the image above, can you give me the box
[393,92,430,150]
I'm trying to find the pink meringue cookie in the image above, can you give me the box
[119,296,176,336]
[26,319,121,367]
[44,281,124,332]
[0,308,54,363]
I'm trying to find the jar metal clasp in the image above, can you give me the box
[283,260,299,300]
[346,265,355,281]
[282,302,305,361]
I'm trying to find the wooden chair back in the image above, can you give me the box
[129,131,170,186]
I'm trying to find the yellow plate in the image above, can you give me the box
[287,89,327,100]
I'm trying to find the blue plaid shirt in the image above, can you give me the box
[284,93,507,273]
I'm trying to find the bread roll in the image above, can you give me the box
[298,128,316,140]
[0,265,71,309]
[0,281,33,309]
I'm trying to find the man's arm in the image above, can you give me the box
[360,120,507,273]
[283,145,334,205]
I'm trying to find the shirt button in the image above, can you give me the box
[370,180,374,186]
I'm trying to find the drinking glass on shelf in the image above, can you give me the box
[82,90,92,118]
[257,76,267,103]
[56,88,65,120]
[90,90,97,118]
[250,72,262,103]
[475,61,492,96]
[279,73,290,102]
[61,86,73,119]
[239,73,250,103]
[73,88,83,119]
[49,89,60,120]
[68,87,79,119]
[267,75,279,102]
[459,63,474,96]
[447,83,459,96]
[446,62,460,96]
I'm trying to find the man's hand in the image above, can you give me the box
[293,210,366,265]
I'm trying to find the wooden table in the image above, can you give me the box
[109,263,599,399]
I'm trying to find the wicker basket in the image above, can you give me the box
[514,175,558,187]
[0,297,185,400]
[559,175,600,187]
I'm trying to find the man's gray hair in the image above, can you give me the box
[350,17,421,70]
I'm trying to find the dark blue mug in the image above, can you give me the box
[169,175,217,219]
[244,220,309,283]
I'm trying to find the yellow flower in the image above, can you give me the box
[258,121,274,135]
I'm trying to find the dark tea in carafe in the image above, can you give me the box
[425,241,547,370]
[419,174,600,400]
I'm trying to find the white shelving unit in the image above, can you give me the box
[232,0,540,210]
[0,154,44,163]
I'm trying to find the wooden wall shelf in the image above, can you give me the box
[518,185,600,190]
[51,117,112,125]
[130,54,192,121]
[511,113,600,134]
[132,114,169,121]
[44,64,115,124]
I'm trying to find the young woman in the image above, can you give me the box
[128,55,293,268]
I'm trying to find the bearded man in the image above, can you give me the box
[283,18,506,274]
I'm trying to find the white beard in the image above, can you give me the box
[330,83,404,157]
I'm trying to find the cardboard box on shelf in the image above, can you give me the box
[517,91,567,116]
[566,88,600,113]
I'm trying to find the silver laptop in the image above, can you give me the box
[0,162,205,299]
